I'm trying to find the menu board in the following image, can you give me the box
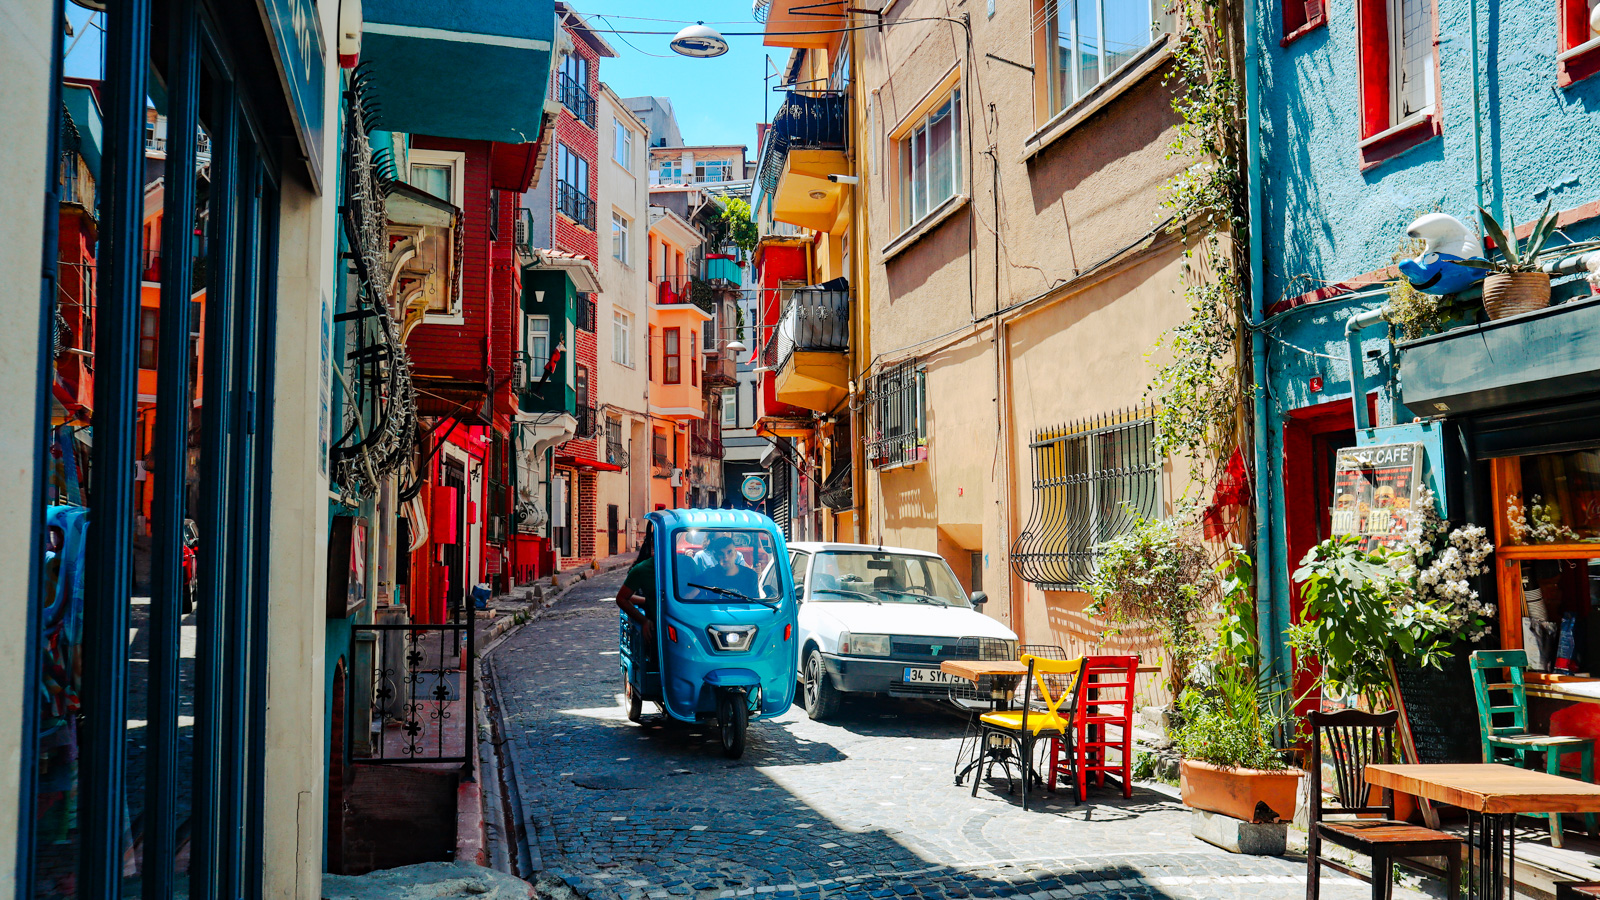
[1330,442,1424,551]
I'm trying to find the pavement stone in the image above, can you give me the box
[488,570,1440,900]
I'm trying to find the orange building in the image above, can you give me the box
[645,206,707,510]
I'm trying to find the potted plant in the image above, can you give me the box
[1172,551,1302,824]
[1459,201,1559,320]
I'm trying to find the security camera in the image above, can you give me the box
[828,174,859,185]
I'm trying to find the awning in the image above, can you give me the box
[555,454,623,472]
[413,375,492,424]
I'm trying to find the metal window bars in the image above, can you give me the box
[1009,408,1162,591]
[575,291,597,332]
[355,623,475,771]
[866,360,926,469]
[557,71,597,128]
[557,179,595,231]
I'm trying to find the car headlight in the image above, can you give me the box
[844,633,890,656]
[707,624,758,652]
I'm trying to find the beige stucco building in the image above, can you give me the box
[758,0,1216,697]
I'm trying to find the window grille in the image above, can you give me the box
[574,292,596,332]
[866,360,925,469]
[1009,408,1162,590]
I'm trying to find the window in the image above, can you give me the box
[654,429,669,467]
[722,387,738,426]
[406,149,464,319]
[647,325,654,379]
[1010,410,1162,590]
[896,89,963,228]
[612,212,630,264]
[557,145,593,229]
[408,163,452,201]
[138,306,159,369]
[694,159,732,183]
[613,118,633,167]
[558,53,594,127]
[1043,0,1173,115]
[612,309,633,366]
[867,360,926,469]
[663,327,681,384]
[606,416,625,466]
[576,364,589,411]
[1356,0,1438,163]
[1282,0,1327,42]
[1559,0,1600,84]
[690,331,699,386]
[657,157,683,184]
[526,315,551,377]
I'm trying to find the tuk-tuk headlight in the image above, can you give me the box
[707,624,757,652]
[847,633,891,656]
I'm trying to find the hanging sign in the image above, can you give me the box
[1330,442,1424,551]
[261,0,327,190]
[741,474,769,503]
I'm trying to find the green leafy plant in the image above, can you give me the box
[1087,513,1214,697]
[1458,200,1559,274]
[719,197,761,257]
[1384,232,1444,342]
[1170,549,1291,770]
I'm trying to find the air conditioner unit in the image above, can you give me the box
[670,468,683,487]
[514,214,530,250]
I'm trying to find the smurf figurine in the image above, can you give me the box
[1395,212,1490,295]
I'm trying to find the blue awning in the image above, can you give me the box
[361,0,556,144]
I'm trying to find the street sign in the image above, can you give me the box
[740,474,769,503]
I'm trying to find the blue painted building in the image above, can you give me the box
[1252,0,1600,691]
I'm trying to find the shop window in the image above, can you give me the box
[139,306,159,369]
[867,360,926,469]
[663,327,681,384]
[1356,0,1440,167]
[894,87,963,231]
[1559,0,1600,85]
[1039,0,1174,115]
[1010,410,1162,590]
[1283,0,1328,43]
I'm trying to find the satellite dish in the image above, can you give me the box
[671,22,729,58]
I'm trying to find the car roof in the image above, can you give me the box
[786,541,944,559]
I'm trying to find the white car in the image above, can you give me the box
[786,541,1018,720]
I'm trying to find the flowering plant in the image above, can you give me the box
[1289,489,1493,706]
[1506,492,1580,544]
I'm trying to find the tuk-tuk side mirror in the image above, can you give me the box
[970,591,987,609]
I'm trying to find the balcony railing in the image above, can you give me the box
[59,149,95,215]
[575,291,596,332]
[691,430,724,459]
[653,274,715,312]
[574,405,598,439]
[557,180,595,231]
[772,288,850,373]
[558,72,597,128]
[756,89,848,200]
[703,255,742,286]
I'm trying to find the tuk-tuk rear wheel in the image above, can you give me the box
[717,691,747,759]
[626,681,643,723]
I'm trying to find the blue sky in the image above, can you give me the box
[63,5,774,148]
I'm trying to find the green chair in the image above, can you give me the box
[1470,649,1598,848]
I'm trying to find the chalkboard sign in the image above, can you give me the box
[1390,652,1482,766]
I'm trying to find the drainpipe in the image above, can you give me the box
[1345,305,1389,432]
[1242,0,1279,690]
[1470,0,1486,212]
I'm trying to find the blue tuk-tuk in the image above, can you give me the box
[619,509,798,758]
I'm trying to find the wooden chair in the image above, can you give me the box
[1306,710,1462,900]
[972,654,1083,811]
[1470,649,1597,848]
[1556,883,1600,899]
[1049,654,1138,801]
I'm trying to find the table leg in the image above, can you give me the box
[1469,812,1514,900]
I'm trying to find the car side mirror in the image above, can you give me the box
[970,591,987,609]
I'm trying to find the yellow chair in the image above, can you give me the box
[970,654,1083,810]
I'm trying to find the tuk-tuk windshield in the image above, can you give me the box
[672,529,783,603]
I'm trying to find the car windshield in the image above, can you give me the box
[806,550,971,607]
[671,528,783,603]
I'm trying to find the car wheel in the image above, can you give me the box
[803,648,842,721]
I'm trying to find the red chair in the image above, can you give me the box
[1048,654,1138,800]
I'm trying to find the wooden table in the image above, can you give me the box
[1368,763,1600,898]
[939,659,1029,681]
[942,660,1031,789]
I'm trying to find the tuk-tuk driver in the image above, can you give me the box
[692,534,760,599]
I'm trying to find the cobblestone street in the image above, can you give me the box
[487,570,1429,900]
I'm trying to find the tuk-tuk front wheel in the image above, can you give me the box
[717,690,747,759]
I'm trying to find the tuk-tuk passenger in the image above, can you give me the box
[616,526,656,650]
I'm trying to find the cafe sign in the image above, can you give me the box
[1331,442,1424,551]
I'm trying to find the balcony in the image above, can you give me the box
[574,405,597,439]
[771,287,850,412]
[557,72,597,129]
[703,254,743,287]
[575,291,596,332]
[558,180,596,231]
[754,90,850,233]
[359,0,556,145]
[703,351,738,387]
[653,275,717,314]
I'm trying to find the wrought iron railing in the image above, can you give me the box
[1009,409,1162,591]
[756,89,848,200]
[773,288,850,373]
[574,404,598,438]
[575,291,597,332]
[607,443,630,469]
[354,622,475,773]
[866,360,925,470]
[558,71,597,128]
[557,180,595,231]
[819,459,854,510]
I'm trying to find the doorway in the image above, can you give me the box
[607,504,619,557]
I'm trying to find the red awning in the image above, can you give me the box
[555,454,623,473]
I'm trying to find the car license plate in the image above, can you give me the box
[903,666,956,685]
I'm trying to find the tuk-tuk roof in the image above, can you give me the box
[648,508,782,536]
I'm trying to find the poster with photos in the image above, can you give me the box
[1330,442,1424,551]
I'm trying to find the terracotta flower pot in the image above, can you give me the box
[1481,272,1551,320]
[1179,758,1302,824]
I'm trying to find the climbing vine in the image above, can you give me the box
[1147,0,1253,493]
